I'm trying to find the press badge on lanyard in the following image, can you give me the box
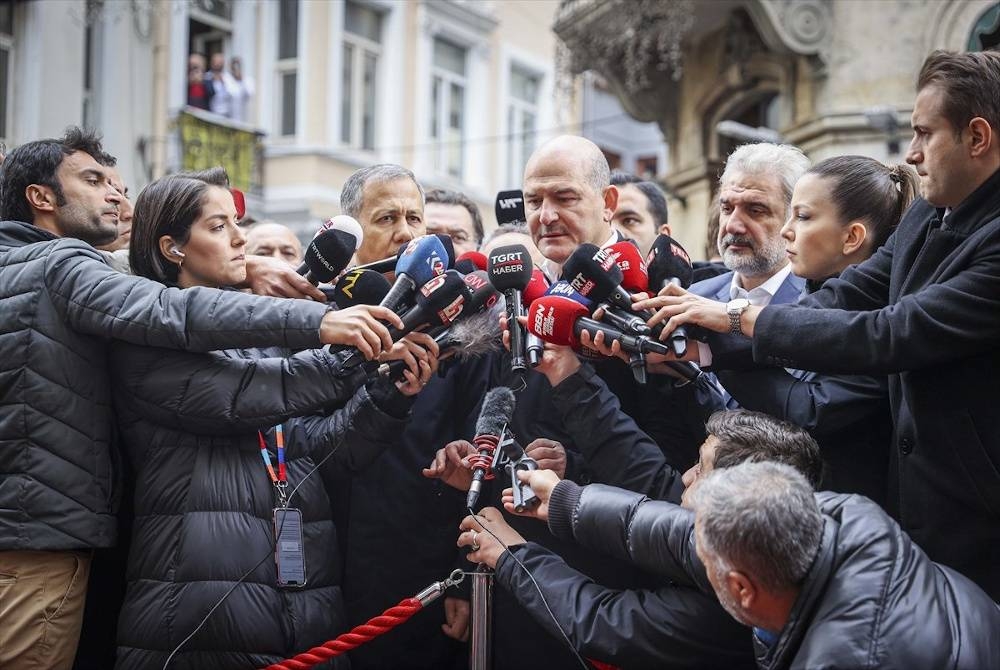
[259,425,307,587]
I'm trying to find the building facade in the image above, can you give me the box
[555,0,1000,258]
[1,0,574,238]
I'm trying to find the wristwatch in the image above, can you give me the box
[726,298,751,336]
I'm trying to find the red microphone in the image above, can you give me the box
[527,295,590,348]
[522,269,550,367]
[607,241,650,295]
[456,250,488,273]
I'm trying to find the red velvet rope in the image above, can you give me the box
[261,597,424,670]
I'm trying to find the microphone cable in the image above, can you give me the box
[466,506,591,670]
[161,429,352,670]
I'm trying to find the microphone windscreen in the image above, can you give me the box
[454,258,477,275]
[561,243,624,303]
[462,270,500,313]
[495,189,526,226]
[412,269,469,327]
[608,241,650,294]
[526,295,589,347]
[456,250,488,272]
[486,244,533,292]
[304,230,355,283]
[333,268,391,308]
[434,234,457,268]
[321,215,364,251]
[395,235,448,285]
[545,280,594,310]
[647,234,694,289]
[521,269,549,307]
[475,386,517,438]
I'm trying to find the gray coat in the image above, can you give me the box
[0,220,329,552]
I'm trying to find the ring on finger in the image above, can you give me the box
[470,531,480,551]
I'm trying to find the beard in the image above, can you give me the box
[58,202,119,246]
[719,234,786,278]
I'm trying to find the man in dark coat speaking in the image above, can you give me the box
[635,49,1000,598]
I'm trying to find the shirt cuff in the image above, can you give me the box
[546,479,584,541]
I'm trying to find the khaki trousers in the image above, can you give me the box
[0,550,92,670]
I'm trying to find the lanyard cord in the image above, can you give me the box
[258,424,288,504]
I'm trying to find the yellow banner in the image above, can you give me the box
[176,110,261,193]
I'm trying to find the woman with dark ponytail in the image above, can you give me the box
[713,156,917,505]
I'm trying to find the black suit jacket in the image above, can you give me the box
[752,167,1000,598]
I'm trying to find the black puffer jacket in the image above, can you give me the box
[110,343,412,670]
[548,481,1000,670]
[0,221,329,552]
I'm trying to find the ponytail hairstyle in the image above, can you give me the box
[805,156,918,250]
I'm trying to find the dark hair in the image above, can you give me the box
[705,409,823,487]
[0,127,116,224]
[806,155,918,250]
[917,50,1000,136]
[610,171,669,228]
[130,167,230,284]
[425,188,484,244]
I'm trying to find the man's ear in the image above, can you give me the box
[966,117,993,158]
[25,184,56,213]
[726,569,758,610]
[602,184,619,222]
[659,223,672,237]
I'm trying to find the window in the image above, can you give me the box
[276,0,299,137]
[430,37,467,178]
[506,65,540,186]
[0,0,12,147]
[341,1,382,150]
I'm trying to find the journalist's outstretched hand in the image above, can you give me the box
[380,331,440,396]
[502,469,562,522]
[458,507,526,569]
[632,283,763,339]
[244,254,327,301]
[319,304,404,359]
[422,440,477,491]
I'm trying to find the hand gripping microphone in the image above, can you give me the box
[487,244,533,379]
[379,235,449,312]
[467,386,517,510]
[296,229,356,284]
[646,234,695,357]
[341,269,468,368]
[522,269,549,367]
[332,268,391,309]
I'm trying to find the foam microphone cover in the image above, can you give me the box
[320,215,364,252]
[394,235,449,285]
[521,269,549,307]
[475,386,517,437]
[302,229,355,283]
[487,244,533,292]
[333,268,391,308]
[608,241,650,294]
[495,189,526,226]
[434,234,457,268]
[647,234,694,290]
[526,295,589,347]
[462,270,500,313]
[456,250,488,272]
[545,280,594,310]
[561,243,624,303]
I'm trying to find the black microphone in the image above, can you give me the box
[495,189,526,226]
[467,387,517,510]
[332,268,391,309]
[296,229,355,284]
[487,244,533,380]
[573,317,700,382]
[646,234,695,357]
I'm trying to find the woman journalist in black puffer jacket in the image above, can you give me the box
[109,168,437,669]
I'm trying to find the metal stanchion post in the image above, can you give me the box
[469,566,493,670]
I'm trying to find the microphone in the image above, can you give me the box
[562,243,650,336]
[522,269,549,367]
[455,250,488,274]
[487,244,533,380]
[341,269,469,368]
[467,386,517,510]
[318,215,364,252]
[354,233,456,274]
[332,268,391,309]
[296,229,355,285]
[495,189,526,226]
[646,234,695,357]
[379,235,449,312]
